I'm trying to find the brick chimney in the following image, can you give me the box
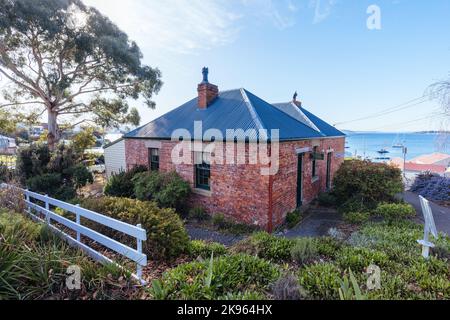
[292,91,302,107]
[198,67,218,109]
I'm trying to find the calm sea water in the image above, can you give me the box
[345,132,449,161]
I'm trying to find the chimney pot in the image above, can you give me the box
[293,91,302,107]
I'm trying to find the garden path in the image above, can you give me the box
[402,191,450,236]
[280,208,345,238]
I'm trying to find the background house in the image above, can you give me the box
[105,69,346,231]
[390,152,450,181]
[0,134,17,155]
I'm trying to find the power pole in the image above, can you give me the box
[402,146,408,178]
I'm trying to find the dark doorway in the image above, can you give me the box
[297,153,303,208]
[326,152,332,190]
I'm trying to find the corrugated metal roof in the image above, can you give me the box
[125,88,343,141]
[273,102,345,137]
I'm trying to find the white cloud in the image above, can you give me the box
[83,0,312,55]
[83,0,241,55]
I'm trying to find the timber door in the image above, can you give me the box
[326,152,332,190]
[297,154,303,207]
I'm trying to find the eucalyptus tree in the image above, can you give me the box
[0,0,162,148]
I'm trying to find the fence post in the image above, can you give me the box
[75,204,81,242]
[25,189,30,214]
[136,223,143,281]
[45,194,50,224]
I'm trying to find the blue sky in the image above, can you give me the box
[83,0,450,132]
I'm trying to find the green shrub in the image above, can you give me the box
[26,173,76,201]
[189,206,209,221]
[298,263,342,300]
[16,144,51,180]
[188,240,227,258]
[80,197,189,260]
[71,164,94,188]
[211,213,259,235]
[104,165,147,198]
[0,211,139,300]
[212,213,227,228]
[338,196,369,214]
[318,192,337,207]
[336,246,390,273]
[133,171,190,213]
[290,238,318,265]
[218,291,267,300]
[373,203,416,221]
[17,144,92,200]
[315,237,342,258]
[231,232,294,262]
[285,210,301,228]
[153,254,280,299]
[343,212,370,224]
[333,159,403,207]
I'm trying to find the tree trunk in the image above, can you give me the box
[47,108,59,150]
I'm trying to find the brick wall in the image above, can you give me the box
[124,137,345,231]
[271,138,345,227]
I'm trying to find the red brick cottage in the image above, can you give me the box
[107,68,345,231]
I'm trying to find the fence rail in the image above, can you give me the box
[0,183,147,284]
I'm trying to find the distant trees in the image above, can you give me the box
[0,0,162,149]
[429,79,450,117]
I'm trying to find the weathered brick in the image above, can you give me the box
[124,137,345,231]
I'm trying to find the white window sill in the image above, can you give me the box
[193,188,212,197]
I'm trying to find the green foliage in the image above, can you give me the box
[188,240,227,259]
[0,211,139,300]
[26,173,76,201]
[16,144,51,180]
[374,202,416,221]
[80,197,189,260]
[103,165,147,198]
[317,192,337,207]
[211,213,259,235]
[72,127,97,154]
[232,232,294,262]
[17,144,92,200]
[343,212,370,224]
[315,237,343,258]
[285,210,302,229]
[212,213,227,228]
[333,160,403,209]
[0,0,162,146]
[188,206,209,221]
[338,269,366,300]
[133,171,191,213]
[71,164,94,188]
[298,263,342,300]
[338,196,368,214]
[336,246,390,273]
[290,238,318,265]
[152,254,280,300]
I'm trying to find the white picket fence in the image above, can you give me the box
[0,183,147,284]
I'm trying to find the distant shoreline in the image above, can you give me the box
[343,130,449,135]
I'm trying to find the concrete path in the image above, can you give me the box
[401,191,450,236]
[281,208,344,238]
[186,225,245,246]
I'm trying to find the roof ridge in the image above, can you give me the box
[271,101,324,136]
[290,102,322,133]
[240,88,266,131]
